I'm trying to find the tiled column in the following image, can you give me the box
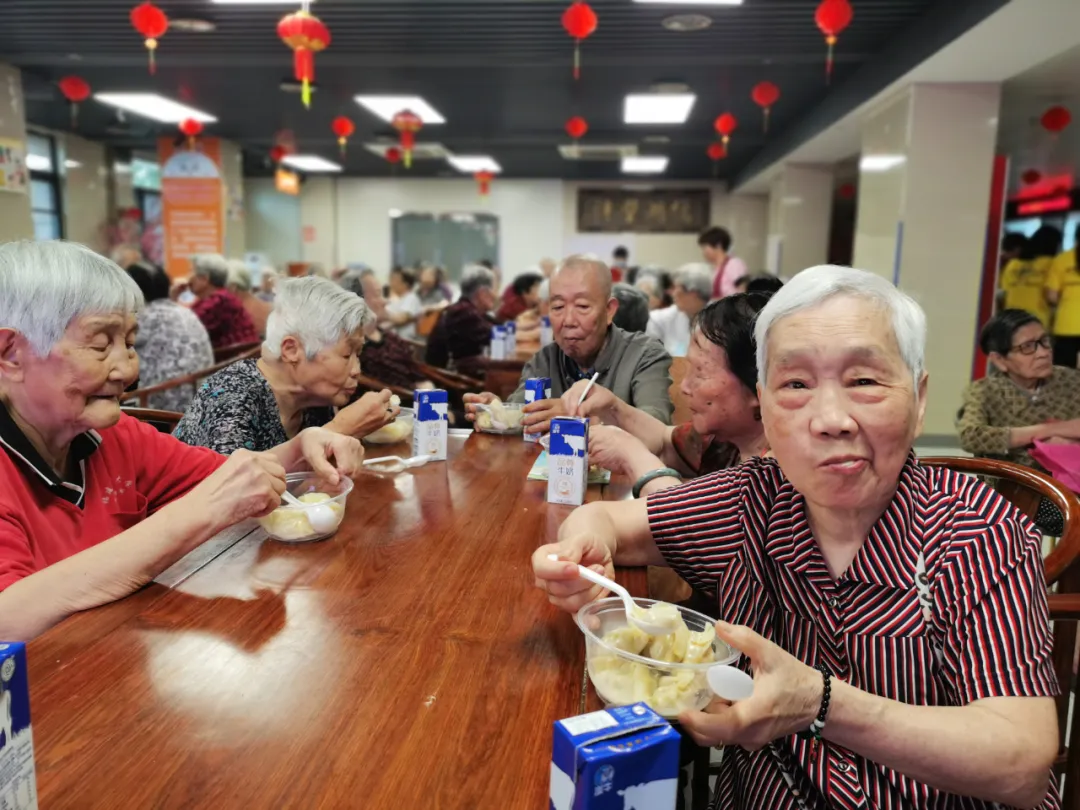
[853,83,1001,438]
[766,164,834,278]
[0,63,33,242]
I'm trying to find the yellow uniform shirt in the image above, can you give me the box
[999,257,1053,327]
[1048,248,1080,336]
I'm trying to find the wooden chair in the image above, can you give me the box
[213,341,262,364]
[668,356,691,426]
[416,310,442,339]
[121,407,183,433]
[920,456,1080,808]
[125,346,261,408]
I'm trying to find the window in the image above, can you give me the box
[390,212,499,282]
[27,133,63,241]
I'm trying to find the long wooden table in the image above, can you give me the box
[27,433,645,809]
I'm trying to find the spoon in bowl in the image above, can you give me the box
[547,554,678,636]
[281,490,338,534]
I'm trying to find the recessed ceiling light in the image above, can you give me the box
[94,93,217,124]
[622,156,669,174]
[447,155,501,174]
[354,95,446,125]
[282,154,342,173]
[662,14,712,31]
[170,18,217,33]
[624,93,696,125]
[860,155,906,172]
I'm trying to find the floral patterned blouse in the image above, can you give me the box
[173,358,334,455]
[134,300,215,414]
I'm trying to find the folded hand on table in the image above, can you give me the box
[679,622,822,751]
[532,537,614,613]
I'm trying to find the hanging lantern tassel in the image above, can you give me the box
[475,171,494,198]
[714,113,738,148]
[130,2,170,76]
[332,116,355,158]
[392,110,423,169]
[815,0,853,85]
[385,147,402,175]
[751,81,781,133]
[278,9,331,109]
[706,142,726,178]
[58,76,91,129]
[562,1,597,81]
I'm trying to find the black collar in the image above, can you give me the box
[0,401,101,507]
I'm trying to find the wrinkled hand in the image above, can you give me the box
[523,397,568,435]
[296,427,364,484]
[1043,435,1080,445]
[588,425,657,479]
[464,392,497,427]
[532,535,614,613]
[1048,418,1080,441]
[562,381,619,422]
[333,389,398,438]
[188,449,288,529]
[680,623,822,751]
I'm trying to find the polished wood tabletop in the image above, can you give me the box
[27,433,645,810]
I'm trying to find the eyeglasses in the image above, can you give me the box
[1010,335,1052,355]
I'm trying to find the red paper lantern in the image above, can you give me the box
[178,118,203,149]
[269,145,287,164]
[1021,169,1042,186]
[58,76,91,129]
[130,2,169,75]
[815,0,853,83]
[278,9,331,109]
[1041,105,1072,134]
[714,113,738,146]
[332,116,355,156]
[565,116,589,141]
[751,81,781,132]
[837,182,856,200]
[706,142,726,162]
[562,1,597,80]
[475,170,494,198]
[392,110,423,169]
[385,147,402,167]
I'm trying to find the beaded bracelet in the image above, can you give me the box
[808,663,832,758]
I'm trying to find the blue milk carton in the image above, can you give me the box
[550,703,679,810]
[505,321,517,355]
[412,389,448,461]
[548,417,588,505]
[0,642,37,810]
[523,377,552,443]
[490,326,508,360]
[540,315,553,347]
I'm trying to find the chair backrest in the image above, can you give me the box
[125,346,261,408]
[416,310,442,338]
[919,456,1080,585]
[121,407,183,433]
[214,341,262,364]
[668,356,690,426]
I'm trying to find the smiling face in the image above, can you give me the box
[759,295,926,516]
[548,264,618,367]
[290,331,365,407]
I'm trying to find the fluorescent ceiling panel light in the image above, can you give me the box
[282,154,342,173]
[624,93,696,124]
[94,93,216,124]
[634,0,741,4]
[212,1,313,4]
[354,95,446,125]
[859,154,906,172]
[447,155,501,173]
[622,156,669,174]
[25,154,51,172]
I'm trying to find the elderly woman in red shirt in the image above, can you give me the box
[534,265,1060,809]
[0,241,363,641]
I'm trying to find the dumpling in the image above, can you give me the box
[604,624,650,655]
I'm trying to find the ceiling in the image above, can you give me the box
[3,0,1004,180]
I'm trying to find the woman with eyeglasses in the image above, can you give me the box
[958,308,1080,476]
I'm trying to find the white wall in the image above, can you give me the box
[62,133,109,254]
[245,177,302,268]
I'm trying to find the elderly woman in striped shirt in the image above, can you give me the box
[533,265,1059,810]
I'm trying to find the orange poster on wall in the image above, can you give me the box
[158,136,224,279]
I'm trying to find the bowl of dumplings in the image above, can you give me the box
[474,398,525,435]
[575,598,739,718]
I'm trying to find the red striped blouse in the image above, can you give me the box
[646,455,1060,810]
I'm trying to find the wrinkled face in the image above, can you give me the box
[672,284,705,316]
[474,285,496,313]
[759,296,926,516]
[293,331,365,407]
[991,321,1053,382]
[360,276,388,323]
[682,330,760,441]
[549,266,616,366]
[9,313,139,436]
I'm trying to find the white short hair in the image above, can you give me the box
[227,259,252,292]
[460,265,496,299]
[754,265,926,387]
[191,254,229,287]
[0,240,144,357]
[674,263,714,301]
[264,277,374,359]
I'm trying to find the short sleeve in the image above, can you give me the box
[122,415,226,512]
[935,492,1058,703]
[0,511,33,593]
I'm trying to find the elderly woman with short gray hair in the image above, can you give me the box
[185,253,259,350]
[425,264,498,375]
[535,265,1060,809]
[646,262,714,356]
[176,276,400,455]
[0,241,363,640]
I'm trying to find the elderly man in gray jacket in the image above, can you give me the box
[465,255,673,435]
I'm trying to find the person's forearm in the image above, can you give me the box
[607,400,669,456]
[1009,423,1053,448]
[0,500,220,639]
[827,681,1055,808]
[558,500,665,567]
[266,433,307,470]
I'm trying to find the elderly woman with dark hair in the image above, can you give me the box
[537,266,1060,810]
[176,277,398,455]
[0,241,363,640]
[125,261,213,413]
[184,254,259,350]
[563,292,771,498]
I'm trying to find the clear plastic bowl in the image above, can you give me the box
[575,597,739,718]
[258,472,353,543]
[363,414,414,445]
[475,402,526,435]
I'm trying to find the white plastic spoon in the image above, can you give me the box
[362,455,433,474]
[706,665,754,702]
[547,554,676,636]
[281,490,338,534]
